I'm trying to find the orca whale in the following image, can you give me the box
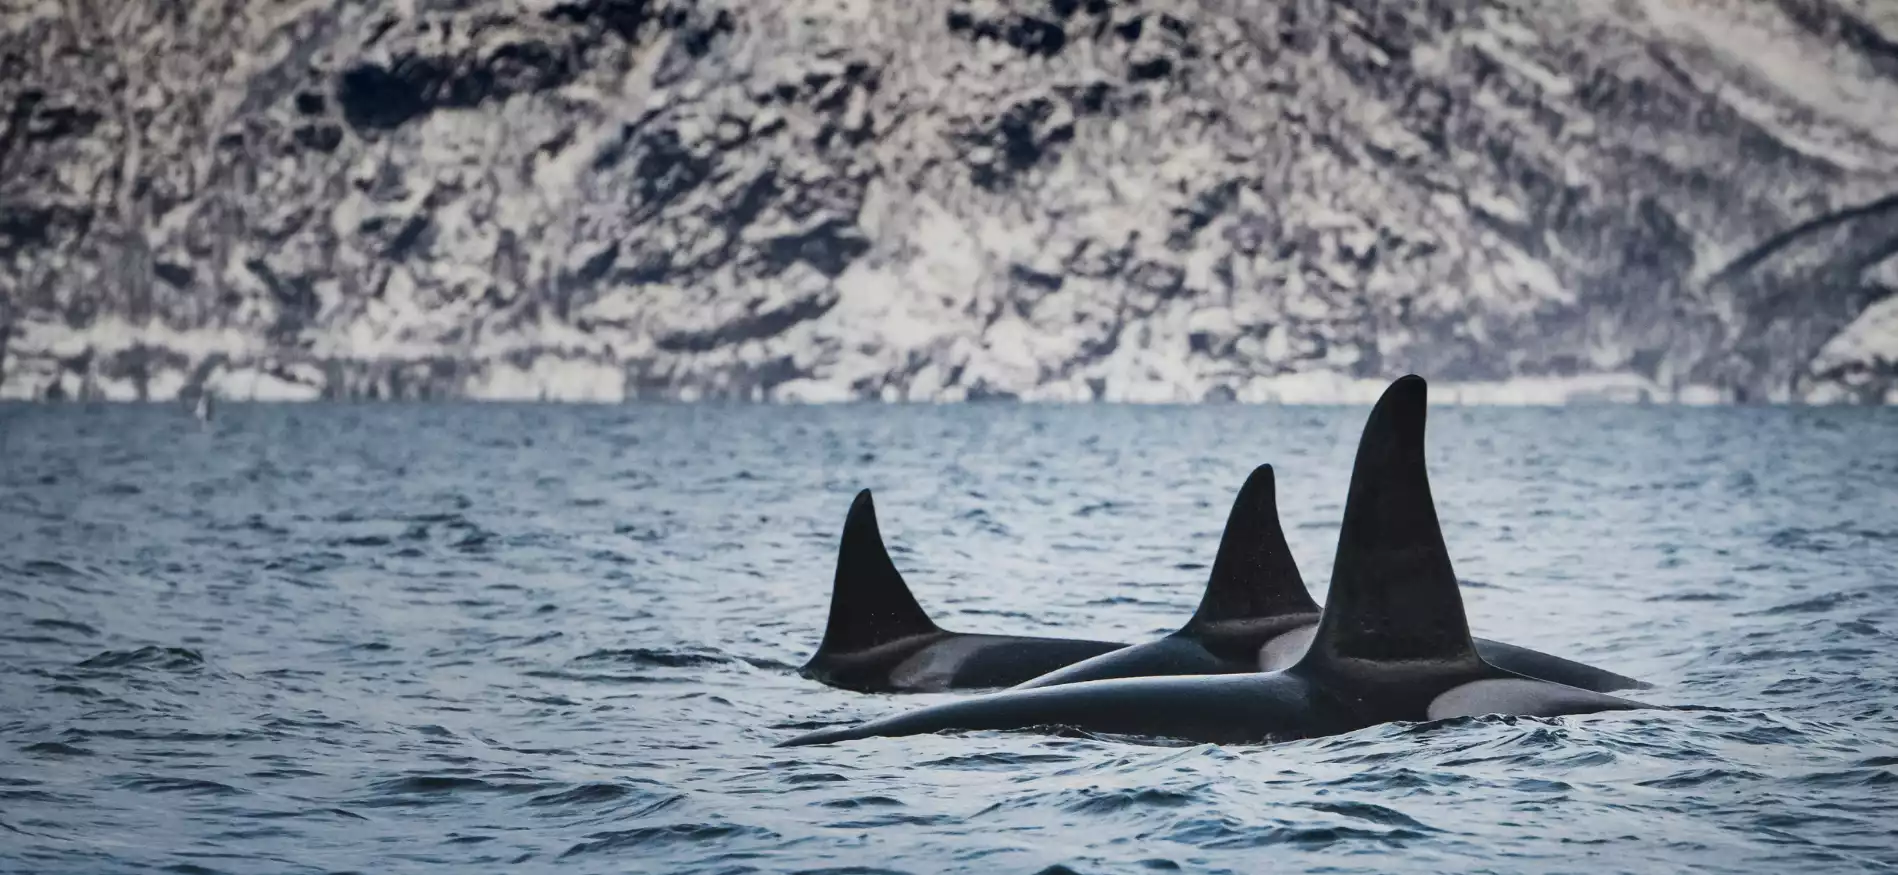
[779,376,1656,747]
[797,490,1128,693]
[1014,467,1649,693]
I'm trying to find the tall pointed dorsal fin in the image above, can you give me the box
[1184,465,1318,629]
[1298,375,1481,674]
[814,490,940,655]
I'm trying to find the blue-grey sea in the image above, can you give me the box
[2,402,1895,874]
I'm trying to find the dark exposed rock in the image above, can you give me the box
[755,219,865,279]
[656,289,840,353]
[153,262,194,289]
[293,123,345,152]
[962,97,1076,190]
[338,37,579,132]
[1127,55,1172,81]
[546,0,735,57]
[1010,263,1065,292]
[947,8,1068,57]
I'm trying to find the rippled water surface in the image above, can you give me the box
[3,402,1896,874]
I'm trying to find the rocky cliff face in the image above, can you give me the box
[3,0,1896,403]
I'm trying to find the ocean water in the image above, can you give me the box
[2,401,1895,874]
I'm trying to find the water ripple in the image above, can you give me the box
[2,403,1895,873]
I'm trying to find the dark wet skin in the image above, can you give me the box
[783,376,1660,748]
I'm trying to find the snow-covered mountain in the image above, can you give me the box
[4,0,1896,403]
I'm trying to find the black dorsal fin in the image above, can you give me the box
[1298,375,1482,675]
[1183,465,1318,630]
[813,490,940,655]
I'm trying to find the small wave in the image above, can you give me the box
[234,515,291,535]
[796,868,915,875]
[452,533,494,552]
[571,647,737,668]
[1727,646,1873,664]
[62,727,255,743]
[1058,787,1200,815]
[42,685,133,708]
[916,752,1078,770]
[76,646,205,671]
[956,608,1039,621]
[558,824,775,858]
[1305,801,1437,830]
[19,560,88,578]
[1084,596,1183,608]
[825,813,958,828]
[519,694,577,706]
[1225,825,1431,848]
[1767,526,1898,553]
[1717,722,1818,746]
[782,772,851,785]
[21,741,91,757]
[1635,768,1766,789]
[371,775,548,794]
[332,534,393,547]
[1170,817,1427,849]
[358,774,556,808]
[1315,767,1469,792]
[526,783,664,807]
[120,776,247,796]
[523,670,696,685]
[261,552,346,573]
[29,618,99,635]
[816,795,904,809]
[248,768,322,780]
[1450,747,1616,769]
[163,864,222,875]
[1761,676,1824,696]
[1795,768,1898,788]
[1,634,70,647]
[236,807,364,822]
[1837,619,1882,636]
[1750,591,1866,616]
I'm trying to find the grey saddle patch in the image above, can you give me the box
[1426,678,1647,721]
[888,637,994,691]
[1257,624,1317,671]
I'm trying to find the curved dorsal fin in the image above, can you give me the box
[1298,375,1482,675]
[813,490,940,655]
[1184,464,1317,630]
